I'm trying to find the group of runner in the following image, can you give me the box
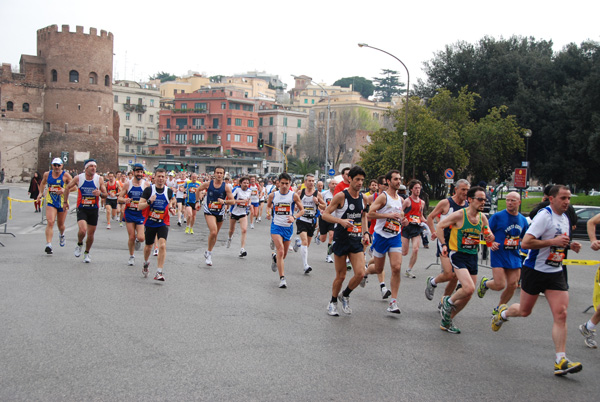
[37,159,597,376]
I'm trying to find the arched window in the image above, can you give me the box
[51,69,57,82]
[104,75,110,86]
[6,101,14,111]
[22,103,30,112]
[89,72,98,85]
[69,70,79,83]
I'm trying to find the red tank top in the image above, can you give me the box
[406,197,422,225]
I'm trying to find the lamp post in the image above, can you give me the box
[358,43,409,180]
[524,129,532,186]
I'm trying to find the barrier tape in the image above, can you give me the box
[595,268,600,310]
[562,259,600,266]
[6,197,44,220]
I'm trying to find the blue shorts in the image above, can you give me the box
[449,251,478,275]
[47,203,64,213]
[490,250,523,270]
[251,202,259,208]
[371,232,402,258]
[271,223,293,242]
[125,210,145,225]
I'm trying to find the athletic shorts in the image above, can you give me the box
[259,199,265,204]
[176,197,185,204]
[232,213,247,221]
[77,208,99,226]
[402,224,423,239]
[251,202,259,208]
[371,232,402,258]
[521,265,568,295]
[47,203,64,213]
[449,251,478,275]
[271,224,293,242]
[186,202,197,209]
[205,212,223,223]
[319,216,334,235]
[332,239,364,257]
[296,219,316,237]
[144,225,169,245]
[125,210,145,225]
[106,198,118,209]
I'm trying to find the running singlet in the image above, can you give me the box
[46,171,66,209]
[523,206,570,273]
[106,181,119,200]
[332,189,365,243]
[405,197,423,225]
[77,173,100,209]
[249,184,260,204]
[143,185,172,227]
[231,187,252,216]
[271,190,295,228]
[176,179,187,199]
[203,181,227,215]
[448,209,482,255]
[125,179,146,219]
[374,192,404,239]
[185,181,201,204]
[489,209,529,269]
[441,197,469,241]
[298,189,318,224]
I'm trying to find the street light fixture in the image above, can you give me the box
[524,129,532,186]
[358,43,410,180]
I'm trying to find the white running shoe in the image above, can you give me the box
[205,250,213,266]
[251,223,255,229]
[381,287,391,299]
[74,244,82,258]
[226,237,232,248]
[153,248,159,257]
[327,302,339,316]
[279,277,287,288]
[239,248,247,257]
[134,239,141,251]
[270,238,275,250]
[83,253,91,263]
[128,256,135,266]
[107,223,111,230]
[405,269,416,279]
[326,255,334,263]
[315,236,321,245]
[293,237,301,252]
[59,235,66,247]
[337,292,352,314]
[387,300,401,314]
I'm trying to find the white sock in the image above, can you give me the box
[46,242,51,247]
[587,320,596,330]
[500,310,508,320]
[157,268,163,273]
[301,245,308,267]
[430,278,437,286]
[556,352,566,363]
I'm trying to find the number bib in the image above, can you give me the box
[275,204,291,215]
[208,201,223,213]
[127,199,139,210]
[149,209,165,223]
[347,221,362,237]
[545,246,566,267]
[304,206,315,218]
[383,218,401,234]
[504,236,520,250]
[409,214,421,225]
[81,196,97,206]
[461,233,480,250]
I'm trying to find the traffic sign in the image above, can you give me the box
[514,168,528,189]
[444,169,455,179]
[328,169,335,176]
[445,179,454,184]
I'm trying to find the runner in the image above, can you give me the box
[322,166,370,316]
[226,176,252,257]
[248,175,262,229]
[258,180,267,222]
[294,174,325,274]
[267,177,280,251]
[184,173,201,234]
[362,169,405,313]
[424,179,470,305]
[437,186,493,334]
[138,168,176,281]
[66,159,107,263]
[37,158,72,254]
[266,172,304,288]
[401,180,426,278]
[117,171,127,226]
[175,171,187,227]
[118,164,148,266]
[318,179,337,263]
[578,211,600,348]
[477,192,529,314]
[333,167,350,195]
[104,172,121,229]
[196,166,234,266]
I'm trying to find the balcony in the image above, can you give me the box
[188,139,220,146]
[123,135,147,144]
[123,103,136,112]
[172,108,208,114]
[136,104,147,113]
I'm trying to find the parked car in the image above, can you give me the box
[573,206,600,239]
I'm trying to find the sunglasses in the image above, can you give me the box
[52,164,62,167]
[472,197,487,202]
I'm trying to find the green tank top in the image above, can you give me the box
[448,209,482,255]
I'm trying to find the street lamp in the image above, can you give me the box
[358,43,410,180]
[524,129,532,186]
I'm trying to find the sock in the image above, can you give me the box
[391,298,397,304]
[500,310,507,320]
[342,286,353,298]
[380,283,385,288]
[556,352,566,364]
[157,268,163,273]
[330,296,337,304]
[78,242,83,246]
[280,276,285,280]
[46,242,51,247]
[130,255,134,258]
[145,260,149,264]
[301,245,308,267]
[447,298,455,306]
[587,320,596,330]
[430,278,437,286]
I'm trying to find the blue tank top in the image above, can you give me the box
[126,179,145,219]
[204,180,226,215]
[77,173,99,209]
[46,171,65,209]
[144,185,170,228]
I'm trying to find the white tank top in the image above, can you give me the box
[272,190,295,227]
[374,192,404,239]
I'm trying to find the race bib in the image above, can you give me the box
[108,189,117,197]
[504,236,520,250]
[347,221,362,237]
[304,206,315,218]
[127,199,139,210]
[208,201,223,213]
[461,233,480,250]
[149,209,165,222]
[275,204,291,215]
[82,196,96,206]
[49,185,62,194]
[383,218,401,234]
[409,214,421,225]
[545,246,565,267]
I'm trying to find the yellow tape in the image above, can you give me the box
[7,197,44,220]
[594,268,600,310]
[562,259,600,266]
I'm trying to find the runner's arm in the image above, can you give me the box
[587,213,600,250]
[426,199,449,240]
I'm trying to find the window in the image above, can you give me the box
[247,135,254,143]
[181,103,187,110]
[229,103,241,110]
[166,119,171,129]
[126,96,131,104]
[194,103,207,110]
[192,134,204,143]
[268,148,272,156]
[125,128,130,137]
[137,114,142,122]
[51,69,57,82]
[269,117,273,126]
[69,70,79,83]
[6,101,13,111]
[311,99,315,104]
[164,135,170,144]
[150,99,154,107]
[138,129,143,140]
[268,132,273,145]
[175,118,187,128]
[297,119,301,128]
[248,120,254,127]
[227,118,232,126]
[105,75,110,86]
[235,118,242,126]
[148,130,153,138]
[313,90,316,95]
[181,90,185,94]
[175,134,187,144]
[125,113,130,121]
[180,149,186,157]
[243,104,253,112]
[259,117,263,126]
[234,134,241,142]
[227,133,231,141]
[114,95,118,103]
[283,117,287,127]
[304,99,308,104]
[174,89,177,94]
[221,102,226,110]
[149,115,154,123]
[192,118,204,127]
[89,72,98,84]
[259,132,263,139]
[138,98,143,105]
[212,118,219,128]
[166,149,171,155]
[137,146,142,153]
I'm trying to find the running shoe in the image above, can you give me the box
[271,253,277,272]
[45,245,53,255]
[251,223,255,230]
[293,237,300,252]
[491,306,499,317]
[381,287,391,299]
[359,275,368,288]
[328,243,333,255]
[128,256,135,266]
[83,252,91,263]
[423,244,429,249]
[337,292,352,314]
[74,244,82,258]
[346,259,352,271]
[279,277,287,288]
[405,269,416,279]
[177,221,182,227]
[491,304,508,332]
[142,261,149,278]
[134,239,141,251]
[579,323,598,349]
[425,276,436,300]
[190,228,194,235]
[304,266,312,274]
[226,237,232,249]
[154,271,165,281]
[59,235,66,247]
[440,296,454,322]
[326,255,334,263]
[185,227,190,234]
[440,319,461,334]
[270,238,275,250]
[153,248,159,257]
[387,301,401,314]
[315,236,321,245]
[107,223,111,230]
[204,250,212,266]
[239,249,247,258]
[477,276,489,298]
[257,217,261,222]
[119,221,123,227]
[327,302,339,317]
[554,358,583,376]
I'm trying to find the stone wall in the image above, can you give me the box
[0,119,43,182]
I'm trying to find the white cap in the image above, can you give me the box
[51,157,63,165]
[399,185,407,190]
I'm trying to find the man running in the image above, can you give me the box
[226,176,252,257]
[66,159,107,263]
[118,164,148,266]
[266,172,304,288]
[318,179,337,263]
[323,166,370,316]
[184,173,201,234]
[37,158,72,254]
[333,167,350,195]
[248,175,262,229]
[196,166,233,266]
[491,185,583,376]
[401,179,426,278]
[477,192,529,314]
[295,173,325,274]
[578,212,600,348]
[362,169,405,314]
[104,172,121,229]
[437,186,493,334]
[174,172,187,227]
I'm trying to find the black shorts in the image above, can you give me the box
[176,197,185,204]
[205,213,224,223]
[106,198,118,209]
[332,239,364,257]
[319,216,334,235]
[186,202,197,209]
[296,219,316,237]
[144,225,169,245]
[521,265,569,295]
[232,213,247,221]
[402,224,423,239]
[77,208,99,226]
[449,251,478,275]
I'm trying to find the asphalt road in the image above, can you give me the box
[1,183,599,401]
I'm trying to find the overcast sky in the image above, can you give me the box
[1,0,598,90]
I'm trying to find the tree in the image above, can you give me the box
[288,157,319,176]
[373,69,405,102]
[149,71,177,82]
[333,76,375,99]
